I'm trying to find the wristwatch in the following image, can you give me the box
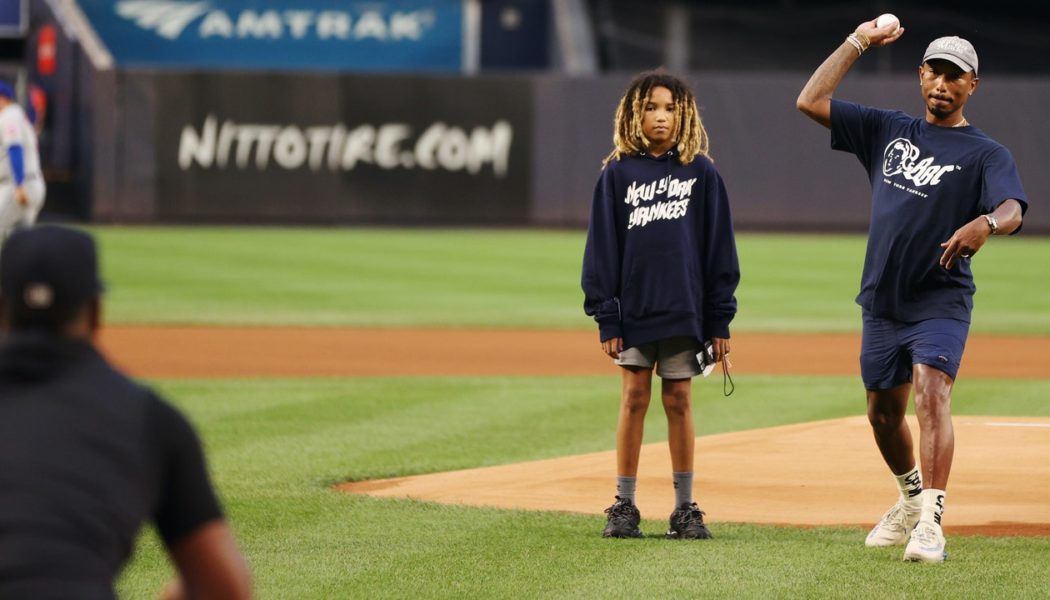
[983,214,999,234]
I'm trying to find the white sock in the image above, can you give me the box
[920,488,946,526]
[894,467,923,510]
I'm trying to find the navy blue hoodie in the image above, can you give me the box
[582,150,740,348]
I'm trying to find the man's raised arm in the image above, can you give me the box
[796,18,905,128]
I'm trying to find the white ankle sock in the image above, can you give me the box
[920,488,946,526]
[894,467,923,510]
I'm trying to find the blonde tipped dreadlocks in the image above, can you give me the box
[602,70,710,167]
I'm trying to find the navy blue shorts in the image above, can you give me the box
[860,313,970,390]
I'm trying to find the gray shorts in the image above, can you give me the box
[615,336,702,379]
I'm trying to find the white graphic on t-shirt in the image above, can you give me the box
[623,175,697,229]
[882,138,959,187]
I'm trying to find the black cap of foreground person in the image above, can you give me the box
[0,226,105,331]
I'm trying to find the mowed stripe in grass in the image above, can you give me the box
[118,375,1050,598]
[91,227,1050,334]
[123,495,1050,599]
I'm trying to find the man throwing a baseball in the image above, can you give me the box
[796,19,1028,562]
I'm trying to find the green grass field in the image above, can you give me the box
[117,376,1050,599]
[84,227,1050,598]
[93,227,1050,334]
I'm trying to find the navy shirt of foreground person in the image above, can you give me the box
[0,226,251,599]
[830,100,1027,322]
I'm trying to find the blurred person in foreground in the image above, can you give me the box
[0,81,45,248]
[0,225,251,598]
[797,19,1027,562]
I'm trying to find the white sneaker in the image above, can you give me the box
[903,520,948,562]
[865,500,920,547]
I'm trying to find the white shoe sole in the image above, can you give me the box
[865,526,912,547]
[866,537,908,548]
[903,549,948,562]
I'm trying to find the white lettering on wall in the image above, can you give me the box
[179,115,514,177]
[116,1,438,42]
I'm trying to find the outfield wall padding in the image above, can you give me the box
[532,74,1049,232]
[92,72,1049,231]
[103,71,532,224]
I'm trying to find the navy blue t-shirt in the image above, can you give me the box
[830,99,1028,322]
[581,151,740,348]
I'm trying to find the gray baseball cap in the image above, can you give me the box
[923,36,978,75]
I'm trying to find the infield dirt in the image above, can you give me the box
[99,326,1050,536]
[99,326,1048,379]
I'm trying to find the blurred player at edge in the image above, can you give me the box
[797,19,1027,562]
[0,81,45,250]
[0,226,252,598]
[582,70,740,540]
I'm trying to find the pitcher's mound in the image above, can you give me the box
[338,416,1050,536]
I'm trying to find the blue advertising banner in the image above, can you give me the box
[77,0,465,71]
[0,0,27,38]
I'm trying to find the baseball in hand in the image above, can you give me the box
[875,13,900,33]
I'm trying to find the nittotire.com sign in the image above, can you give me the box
[150,72,531,224]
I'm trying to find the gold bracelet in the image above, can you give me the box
[845,32,870,56]
[845,35,863,55]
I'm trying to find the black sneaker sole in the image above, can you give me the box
[603,530,644,538]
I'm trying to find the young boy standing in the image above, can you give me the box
[582,71,740,539]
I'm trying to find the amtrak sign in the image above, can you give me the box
[77,0,465,70]
[114,2,436,42]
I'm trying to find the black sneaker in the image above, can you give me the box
[602,496,643,538]
[666,502,712,539]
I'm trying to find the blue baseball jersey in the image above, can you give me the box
[830,99,1028,323]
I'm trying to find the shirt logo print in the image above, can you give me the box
[623,175,697,229]
[882,138,960,187]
